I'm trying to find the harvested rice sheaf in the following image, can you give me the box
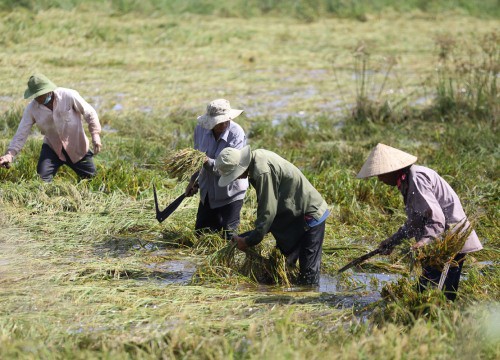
[375,276,451,325]
[398,219,474,272]
[196,241,297,286]
[164,148,206,181]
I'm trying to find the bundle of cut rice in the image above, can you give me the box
[164,148,206,181]
[412,219,474,271]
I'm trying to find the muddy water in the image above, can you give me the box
[144,255,400,307]
[145,259,196,285]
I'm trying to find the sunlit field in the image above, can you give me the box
[0,1,498,359]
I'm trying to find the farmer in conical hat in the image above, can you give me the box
[215,146,330,286]
[357,143,482,300]
[0,73,102,182]
[184,99,248,240]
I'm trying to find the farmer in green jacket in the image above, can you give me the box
[215,146,330,285]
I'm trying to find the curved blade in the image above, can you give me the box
[153,184,160,214]
[156,194,186,223]
[153,184,186,223]
[337,248,381,274]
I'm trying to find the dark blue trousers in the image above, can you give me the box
[418,253,466,301]
[195,196,243,240]
[37,143,96,182]
[285,221,326,286]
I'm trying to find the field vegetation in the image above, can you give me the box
[0,1,498,359]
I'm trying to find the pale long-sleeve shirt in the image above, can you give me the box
[194,121,248,209]
[391,165,482,254]
[7,87,101,163]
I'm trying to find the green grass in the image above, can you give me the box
[1,0,499,19]
[0,4,498,360]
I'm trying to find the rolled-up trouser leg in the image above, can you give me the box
[297,221,325,285]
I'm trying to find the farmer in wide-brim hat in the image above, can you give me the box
[216,146,330,286]
[357,143,482,300]
[0,73,102,182]
[184,99,248,240]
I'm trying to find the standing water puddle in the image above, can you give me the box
[145,259,196,285]
[142,256,401,307]
[319,272,401,293]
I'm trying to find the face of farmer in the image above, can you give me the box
[212,120,230,138]
[377,171,399,186]
[35,92,53,106]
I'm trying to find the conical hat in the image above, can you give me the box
[357,143,417,179]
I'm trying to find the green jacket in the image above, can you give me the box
[245,149,328,255]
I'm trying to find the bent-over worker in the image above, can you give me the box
[357,143,482,301]
[216,146,330,285]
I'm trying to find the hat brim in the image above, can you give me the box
[356,143,417,178]
[24,84,57,99]
[197,109,243,130]
[218,145,251,187]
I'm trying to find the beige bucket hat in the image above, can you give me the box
[357,143,417,179]
[24,73,57,99]
[197,99,243,130]
[216,145,252,187]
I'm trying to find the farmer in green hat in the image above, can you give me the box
[215,146,330,286]
[357,143,483,300]
[0,73,102,182]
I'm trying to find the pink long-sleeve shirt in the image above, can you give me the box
[7,87,101,163]
[391,165,482,254]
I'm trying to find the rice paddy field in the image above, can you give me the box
[0,1,499,359]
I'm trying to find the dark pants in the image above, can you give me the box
[37,144,96,182]
[195,196,243,240]
[286,221,326,286]
[418,253,466,301]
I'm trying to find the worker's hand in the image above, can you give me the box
[411,241,426,251]
[378,237,395,255]
[0,154,13,168]
[232,235,248,251]
[92,141,102,155]
[184,180,199,197]
[91,134,102,155]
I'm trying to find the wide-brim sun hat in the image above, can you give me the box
[24,73,57,99]
[197,99,243,130]
[357,143,417,179]
[216,145,251,187]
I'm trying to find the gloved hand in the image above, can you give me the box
[378,237,396,255]
[0,154,13,168]
[92,135,102,155]
[185,180,199,197]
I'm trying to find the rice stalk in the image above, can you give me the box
[414,220,473,271]
[163,148,206,181]
[375,276,451,325]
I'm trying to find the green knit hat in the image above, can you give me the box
[24,73,57,99]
